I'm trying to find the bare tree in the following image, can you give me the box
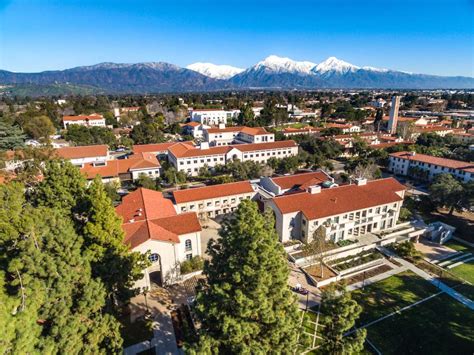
[302,225,328,278]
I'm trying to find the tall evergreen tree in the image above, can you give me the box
[192,200,300,353]
[34,160,87,214]
[320,283,366,354]
[83,177,149,309]
[0,119,26,150]
[0,182,122,354]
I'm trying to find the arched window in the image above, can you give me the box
[185,239,192,251]
[149,253,160,263]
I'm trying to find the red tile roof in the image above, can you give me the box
[231,140,297,152]
[271,171,330,190]
[116,188,201,247]
[206,126,269,135]
[63,114,104,122]
[132,142,194,155]
[168,140,297,158]
[173,181,255,204]
[389,151,474,173]
[192,108,224,112]
[80,153,160,179]
[272,178,405,220]
[55,145,108,159]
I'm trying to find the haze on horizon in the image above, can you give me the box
[0,0,473,77]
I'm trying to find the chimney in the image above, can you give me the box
[200,142,209,150]
[308,185,321,194]
[410,151,416,156]
[388,96,400,134]
[218,123,226,129]
[355,178,367,186]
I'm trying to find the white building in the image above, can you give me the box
[116,188,202,286]
[259,171,334,196]
[388,151,474,183]
[266,178,405,243]
[190,109,240,126]
[172,181,257,218]
[80,152,161,184]
[369,98,386,108]
[168,140,299,176]
[62,114,106,129]
[55,145,109,166]
[182,122,209,139]
[203,125,274,146]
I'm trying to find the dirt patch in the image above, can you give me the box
[304,264,337,282]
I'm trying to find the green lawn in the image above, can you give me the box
[445,240,474,254]
[364,294,474,355]
[449,259,474,284]
[351,271,437,325]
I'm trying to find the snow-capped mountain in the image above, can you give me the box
[186,62,244,80]
[251,55,316,75]
[313,57,360,74]
[1,55,473,94]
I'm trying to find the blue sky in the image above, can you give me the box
[1,0,473,76]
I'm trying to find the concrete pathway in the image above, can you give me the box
[378,246,474,310]
[288,262,321,309]
[151,312,181,355]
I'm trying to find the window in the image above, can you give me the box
[149,253,160,263]
[186,253,192,260]
[185,239,192,251]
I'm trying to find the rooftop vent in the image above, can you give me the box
[308,185,321,194]
[355,178,367,186]
[200,142,210,150]
[129,218,135,223]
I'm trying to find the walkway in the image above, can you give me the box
[288,262,321,309]
[378,246,474,310]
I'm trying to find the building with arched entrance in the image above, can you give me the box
[116,188,202,288]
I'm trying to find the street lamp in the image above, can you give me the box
[143,287,151,318]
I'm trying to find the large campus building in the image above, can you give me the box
[167,140,299,176]
[388,151,474,183]
[266,178,405,243]
[190,109,240,126]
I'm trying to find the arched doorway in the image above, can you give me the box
[148,253,163,288]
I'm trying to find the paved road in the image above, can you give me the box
[378,246,474,310]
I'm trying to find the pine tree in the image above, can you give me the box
[0,182,122,354]
[83,177,149,309]
[320,283,366,354]
[0,119,26,150]
[192,200,300,353]
[34,160,87,214]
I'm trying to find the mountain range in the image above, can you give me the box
[1,55,473,95]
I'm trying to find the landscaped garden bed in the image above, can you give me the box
[329,251,383,272]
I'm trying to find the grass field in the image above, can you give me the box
[351,271,437,325]
[351,271,474,355]
[363,293,474,355]
[449,259,474,284]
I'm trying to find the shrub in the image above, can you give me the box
[180,256,204,274]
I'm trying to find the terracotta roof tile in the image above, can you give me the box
[55,145,108,159]
[273,178,405,220]
[390,151,474,173]
[63,114,104,121]
[116,188,201,247]
[271,171,330,190]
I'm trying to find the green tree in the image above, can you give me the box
[237,104,255,126]
[320,283,366,354]
[34,160,87,214]
[0,119,26,150]
[136,173,159,190]
[192,201,300,353]
[82,177,149,309]
[130,122,166,144]
[0,182,122,354]
[429,173,464,214]
[23,115,56,141]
